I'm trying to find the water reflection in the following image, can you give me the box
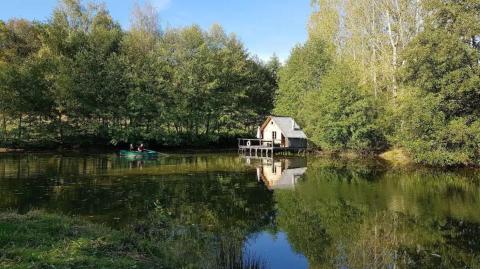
[1,154,480,268]
[0,154,267,227]
[244,232,308,269]
[274,159,480,268]
[254,158,307,190]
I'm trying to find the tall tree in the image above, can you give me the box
[396,0,480,165]
[301,61,386,151]
[274,37,333,119]
[0,19,52,143]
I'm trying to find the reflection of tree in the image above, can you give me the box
[275,158,480,268]
[0,154,260,223]
[0,154,276,268]
[130,172,275,268]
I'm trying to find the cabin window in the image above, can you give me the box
[272,131,277,140]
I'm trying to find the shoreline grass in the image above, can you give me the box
[0,211,152,269]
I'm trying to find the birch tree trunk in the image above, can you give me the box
[371,2,379,98]
[386,9,399,98]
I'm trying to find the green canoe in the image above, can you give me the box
[119,150,158,159]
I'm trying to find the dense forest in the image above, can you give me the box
[1,0,480,166]
[0,0,279,148]
[275,0,480,165]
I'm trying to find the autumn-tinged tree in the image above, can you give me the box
[309,0,423,99]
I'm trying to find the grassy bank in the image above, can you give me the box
[0,211,151,269]
[0,211,267,269]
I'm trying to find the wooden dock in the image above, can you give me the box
[238,138,307,158]
[238,139,274,158]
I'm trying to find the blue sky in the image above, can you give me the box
[0,0,311,61]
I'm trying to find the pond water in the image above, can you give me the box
[1,153,480,268]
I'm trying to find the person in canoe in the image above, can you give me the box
[138,144,145,152]
[129,144,135,151]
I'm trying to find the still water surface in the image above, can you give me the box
[1,153,480,268]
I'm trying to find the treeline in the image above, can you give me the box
[0,0,279,148]
[275,0,480,166]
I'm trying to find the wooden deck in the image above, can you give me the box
[238,139,274,157]
[238,138,307,158]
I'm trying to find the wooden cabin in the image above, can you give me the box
[238,116,307,157]
[258,116,307,149]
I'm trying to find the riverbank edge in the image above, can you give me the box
[1,146,476,169]
[307,148,413,166]
[0,146,240,155]
[0,145,422,162]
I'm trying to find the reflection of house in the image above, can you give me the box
[257,158,307,190]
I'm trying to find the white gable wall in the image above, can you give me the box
[262,119,284,145]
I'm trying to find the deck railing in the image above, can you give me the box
[237,138,274,149]
[238,138,308,158]
[238,138,274,158]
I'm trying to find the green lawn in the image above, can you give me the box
[0,211,151,269]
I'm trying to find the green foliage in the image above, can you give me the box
[2,0,479,166]
[301,62,386,151]
[395,0,480,165]
[275,28,385,153]
[274,37,333,119]
[273,0,480,165]
[395,88,480,166]
[0,0,278,148]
